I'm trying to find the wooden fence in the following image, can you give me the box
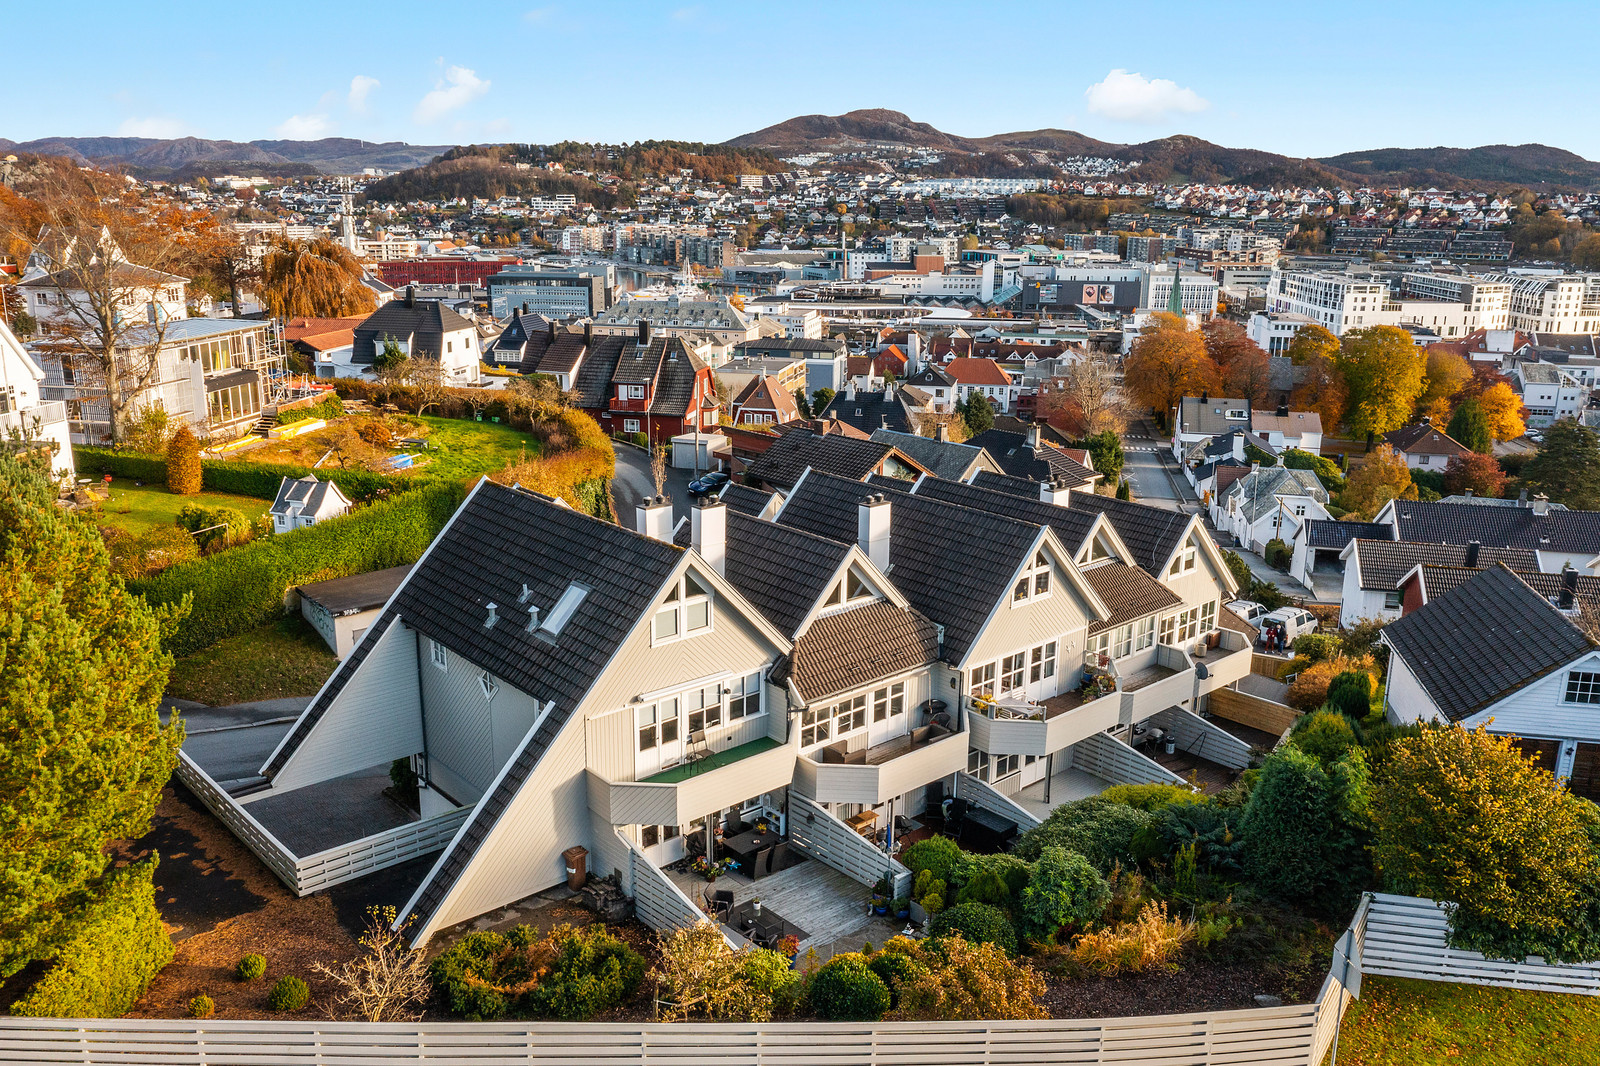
[621,831,724,944]
[1072,730,1187,788]
[1207,687,1299,737]
[1362,892,1600,994]
[954,770,1043,831]
[0,896,1372,1064]
[787,795,912,899]
[1151,707,1253,771]
[177,751,467,897]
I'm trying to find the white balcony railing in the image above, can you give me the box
[0,401,68,435]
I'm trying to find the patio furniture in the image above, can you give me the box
[721,826,782,877]
[962,806,1019,852]
[750,845,774,881]
[704,887,734,921]
[768,841,790,874]
[683,729,710,771]
[844,810,877,836]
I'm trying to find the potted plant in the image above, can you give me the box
[892,896,911,920]
[872,895,889,916]
[691,855,736,882]
[776,934,800,959]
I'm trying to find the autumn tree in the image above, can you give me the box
[1521,419,1600,510]
[1036,352,1126,436]
[1441,452,1507,498]
[257,235,376,320]
[1123,313,1219,422]
[1201,318,1263,371]
[1285,323,1339,367]
[1337,326,1426,438]
[1339,444,1417,518]
[1223,344,1273,406]
[0,178,194,444]
[1445,399,1493,454]
[1289,346,1348,430]
[177,211,256,317]
[165,424,202,495]
[0,455,185,975]
[401,357,448,415]
[1372,725,1600,961]
[1475,382,1526,442]
[1418,348,1471,422]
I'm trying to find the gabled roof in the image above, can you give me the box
[970,468,1052,498]
[1383,564,1595,721]
[1225,467,1327,523]
[903,474,1100,555]
[1068,494,1197,577]
[352,299,474,362]
[869,428,991,481]
[676,509,852,639]
[1383,499,1600,555]
[965,428,1097,486]
[1383,422,1471,457]
[818,389,914,434]
[718,483,778,517]
[1347,539,1539,591]
[1083,563,1183,635]
[269,475,351,517]
[733,375,801,422]
[943,358,1012,386]
[1301,519,1392,551]
[744,429,909,491]
[902,365,957,389]
[778,602,941,704]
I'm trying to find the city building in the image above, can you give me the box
[350,289,482,384]
[485,267,610,319]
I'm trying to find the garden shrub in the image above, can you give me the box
[277,396,346,425]
[651,923,799,1022]
[77,447,407,504]
[881,936,1048,1022]
[166,426,201,495]
[1018,847,1111,944]
[1287,654,1377,711]
[1326,670,1375,719]
[431,923,645,1021]
[867,950,928,1008]
[132,480,465,655]
[1070,902,1194,975]
[1290,633,1341,664]
[807,953,890,1021]
[1290,710,1362,766]
[1263,537,1291,570]
[10,860,173,1019]
[176,504,252,551]
[902,835,964,886]
[236,953,267,981]
[1100,783,1203,812]
[1282,448,1344,492]
[1011,797,1157,872]
[188,994,214,1018]
[1156,802,1246,876]
[948,852,1032,902]
[267,975,311,1011]
[929,902,1018,955]
[1240,745,1371,913]
[955,868,1011,908]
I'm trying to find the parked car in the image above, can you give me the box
[1261,606,1318,648]
[687,471,731,498]
[1525,431,1544,444]
[1226,599,1269,628]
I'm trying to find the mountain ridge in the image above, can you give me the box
[0,136,454,177]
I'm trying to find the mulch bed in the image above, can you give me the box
[1038,952,1328,1019]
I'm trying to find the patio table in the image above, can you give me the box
[720,827,782,876]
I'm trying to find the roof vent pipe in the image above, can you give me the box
[484,602,499,629]
[519,583,534,603]
[525,606,541,633]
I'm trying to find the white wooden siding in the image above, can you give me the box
[1464,649,1600,743]
[1070,731,1187,786]
[962,550,1097,673]
[1384,650,1443,724]
[788,795,913,898]
[1151,707,1253,770]
[266,620,423,792]
[796,728,968,806]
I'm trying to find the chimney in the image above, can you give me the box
[637,319,652,346]
[1561,566,1580,610]
[548,319,558,341]
[1232,433,1245,461]
[691,497,727,576]
[405,285,416,308]
[845,380,857,400]
[1200,390,1208,403]
[935,422,949,443]
[635,495,673,543]
[858,493,892,571]
[1463,489,1474,498]
[1465,540,1481,567]
[583,321,593,345]
[884,380,895,400]
[1250,461,1261,475]
[1277,404,1288,417]
[880,413,889,430]
[522,301,530,314]
[1039,477,1070,507]
[1533,493,1551,516]
[908,331,922,370]
[1027,423,1042,451]
[1519,487,1530,505]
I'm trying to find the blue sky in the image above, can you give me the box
[9,0,1600,160]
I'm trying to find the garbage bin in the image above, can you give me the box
[562,846,588,891]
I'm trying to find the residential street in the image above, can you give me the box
[1120,418,1197,513]
[611,440,698,527]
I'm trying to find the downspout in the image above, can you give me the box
[413,628,434,791]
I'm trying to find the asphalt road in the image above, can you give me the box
[612,441,698,528]
[1119,419,1195,513]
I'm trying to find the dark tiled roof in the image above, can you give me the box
[744,429,896,490]
[1389,500,1600,555]
[970,468,1048,498]
[569,338,624,408]
[869,428,987,481]
[1083,563,1182,635]
[1383,422,1471,457]
[965,429,1096,486]
[650,340,709,416]
[783,602,942,703]
[1303,519,1391,551]
[906,475,1099,554]
[719,483,776,516]
[1068,494,1195,577]
[777,473,1044,661]
[1383,565,1594,721]
[818,390,913,434]
[298,564,413,615]
[731,337,846,356]
[722,511,851,638]
[1354,539,1539,591]
[351,299,475,363]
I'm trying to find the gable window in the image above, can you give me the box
[1012,551,1052,604]
[969,661,997,700]
[627,384,646,399]
[1566,670,1600,704]
[1169,542,1198,576]
[479,671,498,701]
[429,638,448,671]
[873,681,906,722]
[824,568,876,609]
[653,572,713,644]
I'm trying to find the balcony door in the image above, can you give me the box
[635,696,683,779]
[1023,641,1059,702]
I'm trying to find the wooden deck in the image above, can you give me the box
[666,857,877,955]
[1149,746,1238,794]
[1120,663,1179,692]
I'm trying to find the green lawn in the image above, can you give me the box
[92,477,271,537]
[166,615,338,706]
[642,737,783,784]
[404,414,539,479]
[1335,976,1600,1065]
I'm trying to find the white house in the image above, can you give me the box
[269,475,353,533]
[1336,539,1539,628]
[1250,408,1322,455]
[1213,465,1329,552]
[0,317,74,478]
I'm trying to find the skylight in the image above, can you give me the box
[539,582,590,637]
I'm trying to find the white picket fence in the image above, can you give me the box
[1363,892,1600,995]
[176,751,468,897]
[787,795,912,899]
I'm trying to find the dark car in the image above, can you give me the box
[687,471,731,498]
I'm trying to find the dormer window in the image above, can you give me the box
[653,571,712,644]
[1168,542,1198,576]
[823,567,876,610]
[1013,551,1051,604]
[1081,534,1115,566]
[1225,409,1248,420]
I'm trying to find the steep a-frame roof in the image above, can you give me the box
[675,509,852,639]
[1068,494,1197,577]
[779,602,941,704]
[744,429,914,490]
[899,473,1100,554]
[1382,564,1595,722]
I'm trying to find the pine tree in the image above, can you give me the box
[1446,400,1492,454]
[1115,478,1132,500]
[165,424,202,495]
[962,393,995,437]
[0,456,185,976]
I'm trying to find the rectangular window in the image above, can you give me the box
[637,703,659,750]
[628,384,646,399]
[652,606,679,640]
[1568,671,1600,704]
[623,419,641,433]
[1201,600,1217,633]
[1030,641,1057,681]
[995,754,1020,780]
[1001,653,1026,693]
[969,662,996,699]
[728,673,761,720]
[801,705,830,747]
[1113,623,1134,659]
[1136,616,1156,651]
[874,681,906,721]
[832,694,866,736]
[429,639,447,671]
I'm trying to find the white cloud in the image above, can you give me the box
[116,116,190,138]
[275,113,334,139]
[348,75,380,113]
[414,65,490,123]
[1084,69,1208,123]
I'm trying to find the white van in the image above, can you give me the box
[1261,606,1318,647]
[1226,600,1269,628]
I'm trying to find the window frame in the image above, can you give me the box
[1011,550,1052,606]
[479,670,498,701]
[652,571,714,646]
[1566,670,1600,705]
[429,639,448,671]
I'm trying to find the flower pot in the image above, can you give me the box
[895,908,910,920]
[706,873,719,883]
[874,904,888,915]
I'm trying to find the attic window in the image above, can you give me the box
[539,582,589,637]
[479,671,499,701]
[1225,409,1248,420]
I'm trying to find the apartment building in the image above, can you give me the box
[1479,273,1600,335]
[485,267,610,319]
[1266,267,1511,338]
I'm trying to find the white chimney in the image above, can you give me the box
[858,493,891,572]
[845,380,857,400]
[935,422,949,443]
[1027,423,1042,451]
[1039,477,1070,507]
[1232,433,1245,462]
[692,497,727,576]
[636,495,673,543]
[1533,493,1551,517]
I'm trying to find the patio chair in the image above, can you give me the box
[684,729,710,771]
[750,845,774,881]
[704,887,734,921]
[768,841,790,874]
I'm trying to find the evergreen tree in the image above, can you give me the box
[1115,478,1131,500]
[1446,400,1493,454]
[1521,419,1600,510]
[0,456,185,976]
[1240,744,1371,913]
[962,393,995,437]
[165,424,201,496]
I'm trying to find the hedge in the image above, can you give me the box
[132,481,466,656]
[277,395,346,425]
[12,859,173,1018]
[77,447,404,503]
